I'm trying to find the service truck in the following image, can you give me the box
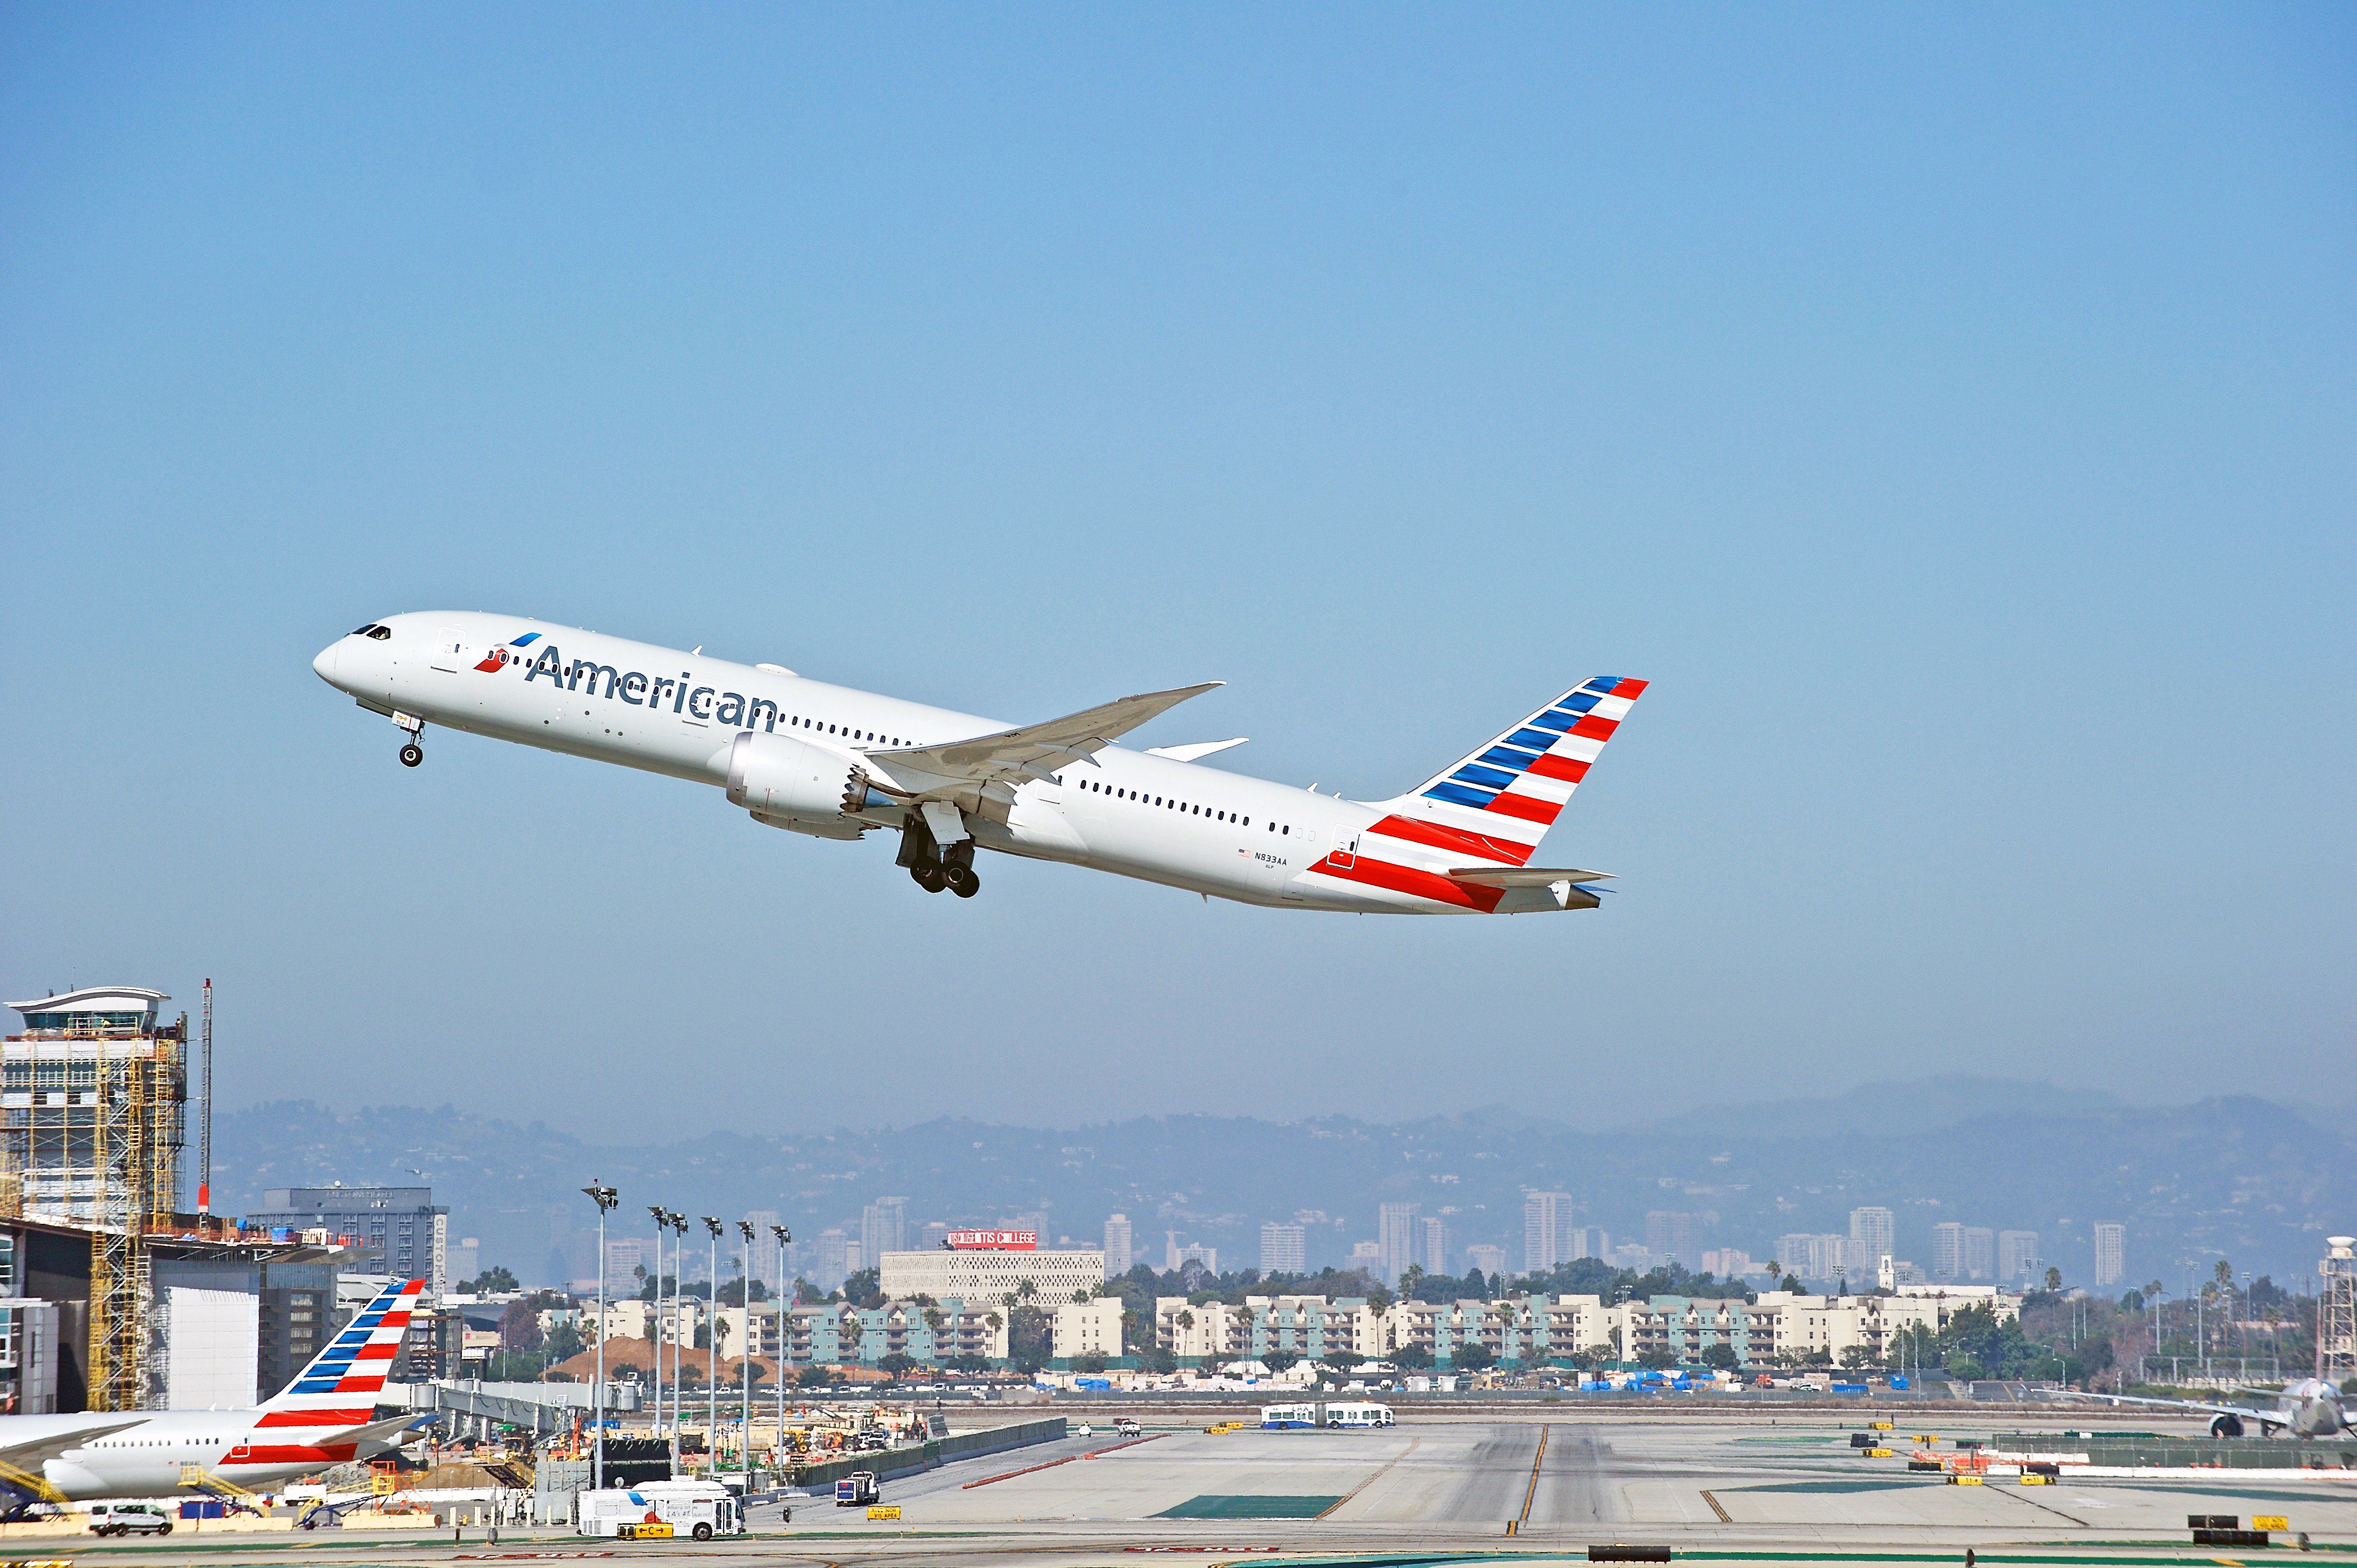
[577,1479,743,1540]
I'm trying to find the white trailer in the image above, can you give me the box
[577,1479,743,1540]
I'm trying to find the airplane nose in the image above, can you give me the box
[312,642,341,685]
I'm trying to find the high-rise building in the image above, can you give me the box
[1465,1244,1508,1279]
[1962,1227,1995,1281]
[248,1186,450,1298]
[1567,1226,1610,1263]
[1378,1203,1420,1285]
[1259,1223,1305,1277]
[1645,1211,1696,1269]
[2092,1223,2126,1287]
[1522,1192,1573,1274]
[1775,1232,1849,1281]
[1103,1214,1134,1276]
[1848,1207,1895,1275]
[1347,1240,1382,1273]
[1417,1216,1449,1276]
[861,1198,907,1263]
[812,1228,850,1290]
[1999,1231,2040,1282]
[1174,1243,1217,1275]
[1930,1223,1965,1280]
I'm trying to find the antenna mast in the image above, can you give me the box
[198,978,213,1219]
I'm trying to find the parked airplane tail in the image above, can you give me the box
[258,1277,426,1420]
[1365,677,1648,867]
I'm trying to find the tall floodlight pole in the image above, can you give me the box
[198,978,213,1220]
[770,1225,791,1463]
[738,1221,759,1497]
[703,1217,724,1475]
[582,1183,619,1491]
[647,1206,667,1459]
[667,1211,688,1468]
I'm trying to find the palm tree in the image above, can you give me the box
[1766,1261,1782,1285]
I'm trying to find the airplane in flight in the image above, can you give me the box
[313,613,1647,913]
[0,1277,429,1510]
[2047,1376,2352,1439]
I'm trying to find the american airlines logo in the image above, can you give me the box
[498,635,786,730]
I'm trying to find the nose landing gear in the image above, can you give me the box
[393,712,426,767]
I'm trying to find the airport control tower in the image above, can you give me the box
[1,987,187,1228]
[2321,1235,2356,1384]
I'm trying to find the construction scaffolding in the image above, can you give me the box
[2321,1236,2356,1386]
[1,987,186,1412]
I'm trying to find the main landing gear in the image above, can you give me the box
[394,712,426,767]
[897,811,980,898]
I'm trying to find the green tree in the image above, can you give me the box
[796,1365,833,1389]
[1701,1342,1739,1371]
[1637,1348,1679,1371]
[1451,1341,1498,1372]
[1072,1352,1109,1374]
[465,1264,520,1294]
[843,1267,884,1310]
[2044,1267,2063,1292]
[877,1352,917,1381]
[1391,1344,1433,1370]
[1262,1349,1301,1374]
[544,1320,583,1365]
[1322,1349,1365,1372]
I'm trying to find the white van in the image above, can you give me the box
[578,1480,742,1540]
[87,1501,174,1537]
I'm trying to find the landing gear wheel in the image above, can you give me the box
[946,864,979,898]
[399,742,424,768]
[914,863,946,894]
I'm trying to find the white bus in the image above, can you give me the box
[578,1480,743,1540]
[1260,1402,1394,1430]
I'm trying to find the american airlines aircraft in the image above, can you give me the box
[0,1278,426,1509]
[313,613,1647,913]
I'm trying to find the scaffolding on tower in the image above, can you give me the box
[2320,1236,2356,1386]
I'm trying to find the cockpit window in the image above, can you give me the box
[350,624,378,636]
[363,625,392,640]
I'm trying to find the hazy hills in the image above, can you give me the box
[210,1076,2356,1292]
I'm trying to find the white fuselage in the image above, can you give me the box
[315,612,1453,911]
[1,1408,390,1500]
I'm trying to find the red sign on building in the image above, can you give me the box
[946,1229,1038,1250]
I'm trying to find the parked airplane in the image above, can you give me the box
[0,1278,428,1509]
[312,613,1648,913]
[2047,1378,2351,1439]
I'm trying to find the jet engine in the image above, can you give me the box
[2208,1413,2244,1439]
[726,731,891,839]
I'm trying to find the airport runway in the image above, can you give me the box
[54,1414,2357,1566]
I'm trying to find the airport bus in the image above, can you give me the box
[1260,1402,1394,1430]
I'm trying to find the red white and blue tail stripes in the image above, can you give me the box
[258,1276,423,1421]
[1378,677,1647,868]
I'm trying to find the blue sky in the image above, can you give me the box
[3,5,2350,1135]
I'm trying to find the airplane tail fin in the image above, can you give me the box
[1364,677,1647,867]
[257,1276,425,1421]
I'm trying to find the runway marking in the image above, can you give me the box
[1699,1488,1731,1522]
[1314,1434,1420,1521]
[1510,1423,1550,1534]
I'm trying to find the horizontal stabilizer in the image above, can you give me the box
[1447,866,1614,888]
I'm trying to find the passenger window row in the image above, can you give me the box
[790,717,907,748]
[1076,777,1290,834]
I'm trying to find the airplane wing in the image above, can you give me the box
[864,683,1222,800]
[1447,867,1615,887]
[0,1418,149,1471]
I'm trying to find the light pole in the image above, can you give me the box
[738,1220,758,1497]
[703,1217,724,1476]
[770,1224,791,1466]
[581,1183,619,1492]
[647,1206,667,1460]
[663,1210,687,1474]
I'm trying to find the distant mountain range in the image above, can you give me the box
[209,1076,2356,1293]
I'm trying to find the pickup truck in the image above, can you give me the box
[1114,1418,1143,1438]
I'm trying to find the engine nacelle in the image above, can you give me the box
[2209,1413,2244,1439]
[726,730,877,835]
